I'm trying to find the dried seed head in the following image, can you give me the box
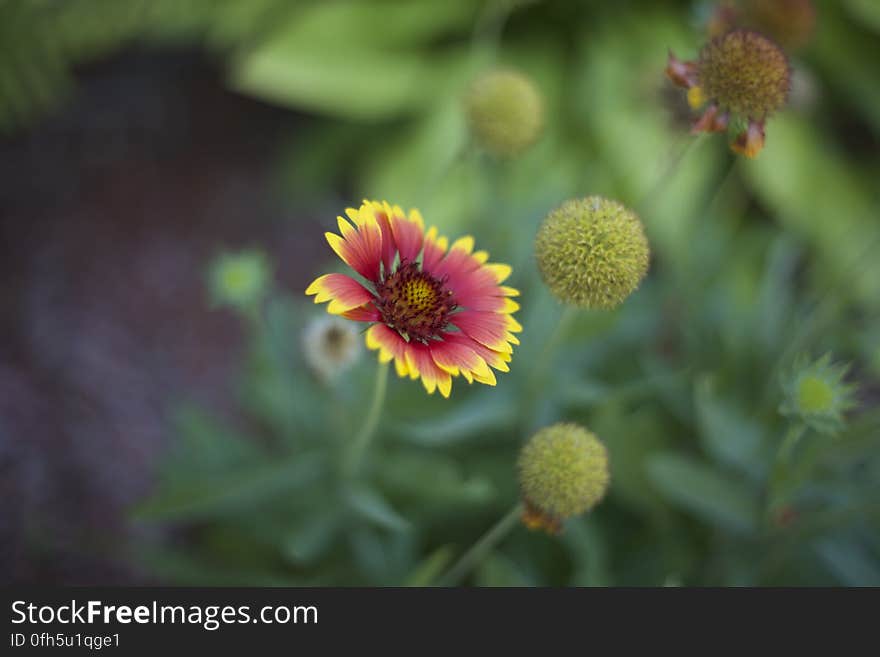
[535,197,650,309]
[697,29,790,121]
[302,316,361,382]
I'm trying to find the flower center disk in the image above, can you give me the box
[375,262,456,343]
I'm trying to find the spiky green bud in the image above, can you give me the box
[698,29,790,121]
[780,353,858,435]
[534,196,649,309]
[209,249,270,310]
[518,423,610,533]
[464,69,544,157]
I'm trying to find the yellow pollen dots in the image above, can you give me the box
[375,261,456,343]
[687,85,706,110]
[402,278,438,314]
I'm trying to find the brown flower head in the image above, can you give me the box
[665,29,790,158]
[698,29,790,122]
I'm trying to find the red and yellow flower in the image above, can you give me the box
[305,200,521,398]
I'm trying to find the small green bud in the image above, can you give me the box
[302,316,361,382]
[534,196,650,309]
[464,69,544,157]
[698,29,790,122]
[780,353,858,435]
[517,423,610,533]
[209,249,270,311]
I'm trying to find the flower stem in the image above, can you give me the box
[520,305,577,428]
[766,423,807,520]
[777,423,807,464]
[439,503,524,586]
[345,360,389,476]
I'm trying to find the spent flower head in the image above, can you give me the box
[302,316,361,383]
[780,353,858,435]
[306,200,521,398]
[518,423,610,534]
[666,29,790,158]
[209,249,271,311]
[535,196,649,309]
[465,69,544,157]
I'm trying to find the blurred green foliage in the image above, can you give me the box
[5,0,879,585]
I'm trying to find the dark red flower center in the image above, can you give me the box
[375,261,456,343]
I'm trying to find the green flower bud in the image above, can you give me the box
[697,29,790,121]
[464,69,544,157]
[534,196,650,309]
[209,249,270,311]
[517,423,610,533]
[780,353,858,435]
[302,316,361,382]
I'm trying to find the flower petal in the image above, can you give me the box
[404,342,452,398]
[430,340,493,382]
[341,304,381,323]
[305,273,374,315]
[389,209,425,264]
[365,323,409,377]
[445,332,511,373]
[422,226,448,271]
[325,214,383,282]
[367,202,397,275]
[450,310,519,353]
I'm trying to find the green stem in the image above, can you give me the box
[777,423,807,464]
[345,360,390,476]
[520,305,578,427]
[766,423,807,519]
[538,306,578,369]
[439,503,524,586]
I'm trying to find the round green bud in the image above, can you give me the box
[698,29,790,121]
[518,423,610,531]
[209,249,270,310]
[534,196,650,309]
[464,69,544,157]
[797,375,834,414]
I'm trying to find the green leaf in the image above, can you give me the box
[283,512,343,565]
[376,451,495,507]
[229,1,480,121]
[694,375,765,475]
[474,553,532,587]
[844,0,880,32]
[392,393,514,446]
[742,115,880,309]
[404,546,455,587]
[346,486,411,532]
[562,518,612,586]
[814,538,880,586]
[348,527,392,583]
[133,452,324,521]
[646,452,760,533]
